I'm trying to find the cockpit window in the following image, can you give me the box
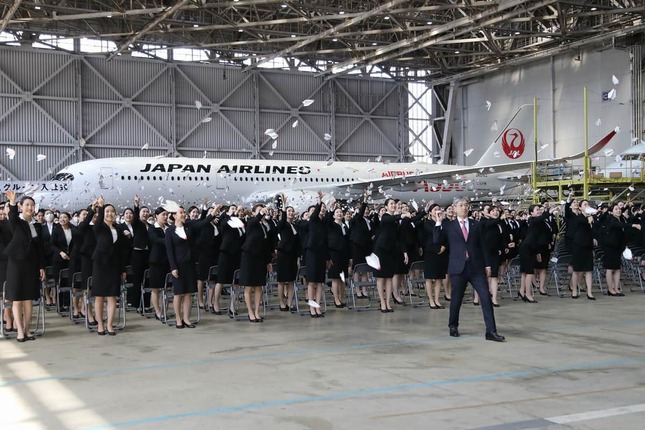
[54,172,74,181]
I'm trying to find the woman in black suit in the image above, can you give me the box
[147,207,170,321]
[571,199,597,299]
[240,204,273,322]
[275,195,300,311]
[213,205,244,315]
[518,204,550,303]
[50,212,76,315]
[602,204,627,296]
[166,206,199,328]
[4,191,46,342]
[422,204,448,309]
[480,205,506,307]
[327,203,349,308]
[349,194,373,298]
[92,197,127,335]
[1,203,14,332]
[305,192,329,317]
[373,198,411,312]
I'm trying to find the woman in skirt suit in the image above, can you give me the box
[275,195,300,311]
[305,192,329,317]
[213,205,245,315]
[166,206,199,328]
[147,207,170,321]
[480,206,507,307]
[0,204,14,333]
[373,198,411,312]
[326,203,349,308]
[570,199,597,299]
[240,204,273,322]
[4,191,46,342]
[92,197,127,335]
[602,204,627,296]
[422,204,448,309]
[50,212,76,314]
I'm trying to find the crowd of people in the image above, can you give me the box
[2,188,644,342]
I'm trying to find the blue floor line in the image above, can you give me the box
[2,318,644,388]
[82,357,645,429]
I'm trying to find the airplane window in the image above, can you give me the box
[189,177,192,181]
[53,172,74,181]
[147,176,150,180]
[128,176,131,180]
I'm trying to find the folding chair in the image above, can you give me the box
[505,257,522,300]
[70,272,85,324]
[122,265,139,312]
[347,263,377,311]
[405,260,427,307]
[43,265,56,309]
[56,268,71,317]
[290,266,309,315]
[2,280,47,339]
[226,269,247,321]
[162,272,201,326]
[551,254,572,297]
[139,269,155,318]
[265,266,280,311]
[205,265,217,310]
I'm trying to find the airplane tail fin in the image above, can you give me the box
[475,103,537,167]
[475,104,616,166]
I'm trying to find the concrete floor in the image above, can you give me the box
[2,288,645,430]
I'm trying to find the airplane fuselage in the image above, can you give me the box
[36,157,524,212]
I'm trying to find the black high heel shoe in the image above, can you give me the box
[586,294,596,301]
[182,320,196,328]
[538,290,550,296]
[392,295,405,305]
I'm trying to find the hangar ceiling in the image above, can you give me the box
[1,0,644,82]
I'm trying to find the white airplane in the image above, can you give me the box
[33,105,616,211]
[596,141,645,178]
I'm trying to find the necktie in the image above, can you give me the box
[460,220,468,241]
[461,220,469,260]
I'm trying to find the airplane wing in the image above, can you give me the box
[336,130,617,192]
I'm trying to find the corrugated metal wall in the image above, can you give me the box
[0,46,407,180]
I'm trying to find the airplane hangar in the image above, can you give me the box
[1,2,645,429]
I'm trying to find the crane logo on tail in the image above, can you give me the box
[501,128,525,159]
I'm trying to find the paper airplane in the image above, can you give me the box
[464,148,474,157]
[491,121,498,132]
[302,99,315,107]
[201,117,212,123]
[485,100,491,111]
[292,120,299,128]
[141,143,149,150]
[6,148,15,160]
[608,88,617,100]
[36,154,47,161]
[323,133,332,141]
[595,118,602,126]
[195,100,203,109]
[612,75,619,85]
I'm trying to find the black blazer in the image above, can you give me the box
[0,219,12,261]
[423,218,447,254]
[218,214,245,254]
[305,204,328,253]
[92,206,126,269]
[241,213,272,263]
[50,224,78,263]
[148,225,169,265]
[373,213,404,253]
[165,225,194,271]
[275,210,300,255]
[326,213,349,253]
[131,204,150,250]
[5,204,45,268]
[349,203,374,249]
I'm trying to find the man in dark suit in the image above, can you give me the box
[443,197,505,341]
